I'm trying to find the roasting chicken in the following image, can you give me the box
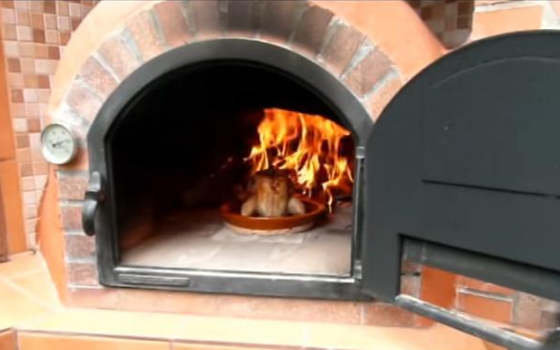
[241,168,305,217]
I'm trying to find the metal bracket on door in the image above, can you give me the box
[399,239,560,350]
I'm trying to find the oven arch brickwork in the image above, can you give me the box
[44,0,450,326]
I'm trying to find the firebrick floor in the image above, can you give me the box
[0,253,492,350]
[122,205,353,276]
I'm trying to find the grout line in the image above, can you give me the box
[361,68,400,102]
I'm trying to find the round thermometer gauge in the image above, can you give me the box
[41,123,78,165]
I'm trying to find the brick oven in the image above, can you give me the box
[39,1,560,349]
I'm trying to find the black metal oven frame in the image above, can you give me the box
[83,39,374,300]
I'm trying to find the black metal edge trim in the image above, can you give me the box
[87,39,373,301]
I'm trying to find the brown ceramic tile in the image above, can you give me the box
[7,73,23,88]
[57,1,69,16]
[11,89,23,103]
[126,10,166,61]
[20,163,33,177]
[13,1,28,10]
[320,23,364,76]
[2,23,17,40]
[30,13,43,29]
[44,13,57,29]
[29,0,44,13]
[59,31,71,45]
[18,43,35,58]
[71,18,80,31]
[18,333,169,350]
[292,5,333,57]
[23,74,38,88]
[44,1,57,14]
[190,0,221,38]
[33,29,45,43]
[45,29,58,44]
[15,9,30,26]
[34,43,49,58]
[1,1,14,9]
[154,1,190,47]
[343,47,393,97]
[1,8,15,24]
[32,162,48,175]
[20,58,34,73]
[7,57,20,72]
[37,75,49,89]
[69,2,82,18]
[16,25,33,41]
[57,16,70,31]
[17,149,32,163]
[3,42,19,56]
[47,45,60,59]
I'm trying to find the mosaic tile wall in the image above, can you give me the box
[408,0,475,48]
[0,0,97,248]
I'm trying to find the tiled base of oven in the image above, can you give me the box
[121,204,353,276]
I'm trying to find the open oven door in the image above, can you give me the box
[364,31,560,350]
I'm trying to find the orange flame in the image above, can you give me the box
[246,108,354,211]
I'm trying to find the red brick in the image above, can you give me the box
[190,0,221,38]
[154,1,190,48]
[366,73,403,120]
[58,148,89,173]
[320,22,364,76]
[457,276,514,297]
[78,56,118,100]
[65,234,95,259]
[126,10,166,62]
[97,32,141,81]
[512,293,554,330]
[67,261,98,286]
[343,48,393,97]
[292,5,333,57]
[363,302,420,327]
[457,291,513,324]
[60,205,83,231]
[225,0,257,36]
[260,0,304,44]
[58,174,88,200]
[66,81,102,122]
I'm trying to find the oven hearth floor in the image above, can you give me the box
[121,204,353,276]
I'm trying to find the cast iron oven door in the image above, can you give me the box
[364,30,560,350]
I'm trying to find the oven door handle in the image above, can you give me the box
[82,171,104,236]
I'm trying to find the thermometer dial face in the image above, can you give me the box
[41,123,78,165]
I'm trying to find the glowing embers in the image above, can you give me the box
[245,108,354,211]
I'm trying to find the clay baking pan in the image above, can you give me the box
[220,198,326,235]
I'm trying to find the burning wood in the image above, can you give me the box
[245,108,354,211]
[241,168,305,217]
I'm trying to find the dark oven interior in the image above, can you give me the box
[107,61,358,278]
